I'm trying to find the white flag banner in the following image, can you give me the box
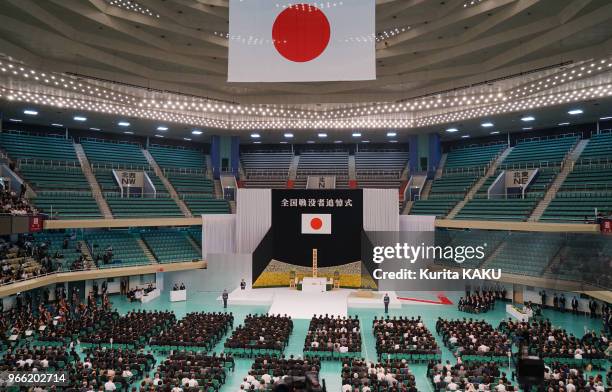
[228,0,376,82]
[301,213,332,234]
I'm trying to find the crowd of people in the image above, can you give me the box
[224,314,293,354]
[543,361,608,392]
[341,358,418,392]
[428,359,513,391]
[304,315,362,354]
[150,312,234,350]
[80,310,176,347]
[458,293,497,314]
[143,351,230,391]
[499,319,610,361]
[0,181,35,216]
[436,318,511,358]
[240,355,321,391]
[373,316,439,359]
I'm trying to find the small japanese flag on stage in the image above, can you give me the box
[228,0,375,82]
[301,213,332,234]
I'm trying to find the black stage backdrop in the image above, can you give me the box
[271,189,363,267]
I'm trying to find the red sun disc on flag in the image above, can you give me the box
[272,4,331,63]
[310,217,323,230]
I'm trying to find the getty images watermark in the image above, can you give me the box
[371,242,501,281]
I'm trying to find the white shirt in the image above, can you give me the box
[447,382,459,391]
[261,374,271,384]
[104,381,116,391]
[342,384,352,392]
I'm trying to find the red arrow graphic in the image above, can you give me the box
[397,294,453,305]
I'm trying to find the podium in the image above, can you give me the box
[170,289,187,302]
[140,288,160,303]
[301,277,328,292]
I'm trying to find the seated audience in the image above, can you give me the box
[150,312,233,351]
[436,318,511,357]
[373,316,439,359]
[304,314,362,354]
[224,314,293,353]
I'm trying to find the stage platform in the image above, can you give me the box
[219,288,401,319]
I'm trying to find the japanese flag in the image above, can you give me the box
[228,0,375,82]
[302,213,332,234]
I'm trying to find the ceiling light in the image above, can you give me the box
[284,133,294,138]
[387,132,397,137]
[23,109,38,116]
[599,116,612,120]
[567,109,583,115]
[318,133,328,138]
[334,140,343,144]
[522,127,533,130]
[445,128,459,133]
[389,140,398,143]
[461,135,470,138]
[8,119,22,122]
[89,128,101,131]
[307,141,315,144]
[123,131,133,134]
[352,133,361,137]
[73,116,87,122]
[362,140,370,143]
[157,126,169,131]
[558,122,570,126]
[280,141,288,144]
[481,122,494,128]
[154,134,164,138]
[250,133,260,139]
[521,116,535,122]
[490,131,500,135]
[191,130,203,135]
[118,121,130,127]
[183,138,191,141]
[51,123,63,127]
[253,141,261,144]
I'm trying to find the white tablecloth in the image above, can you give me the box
[170,289,187,302]
[140,288,161,303]
[301,277,328,293]
[506,304,532,322]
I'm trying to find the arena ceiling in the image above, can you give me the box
[1,0,612,133]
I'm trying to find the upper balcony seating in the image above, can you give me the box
[355,150,408,189]
[31,193,102,220]
[0,132,78,163]
[148,145,206,172]
[500,136,578,168]
[454,198,538,221]
[488,233,562,276]
[409,172,479,218]
[445,144,505,170]
[182,194,230,215]
[81,139,148,169]
[297,150,349,175]
[167,173,214,194]
[105,196,183,218]
[577,132,612,162]
[187,226,202,246]
[540,133,612,222]
[241,151,293,189]
[141,229,201,263]
[85,231,150,267]
[19,164,90,191]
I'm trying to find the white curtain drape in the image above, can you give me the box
[363,188,399,231]
[236,188,272,253]
[399,215,436,231]
[202,214,236,257]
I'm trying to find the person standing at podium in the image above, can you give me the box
[240,279,246,290]
[222,289,229,309]
[384,293,390,313]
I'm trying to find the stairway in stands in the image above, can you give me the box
[137,237,158,263]
[529,139,590,221]
[74,143,113,219]
[142,149,193,218]
[447,146,512,219]
[418,154,447,201]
